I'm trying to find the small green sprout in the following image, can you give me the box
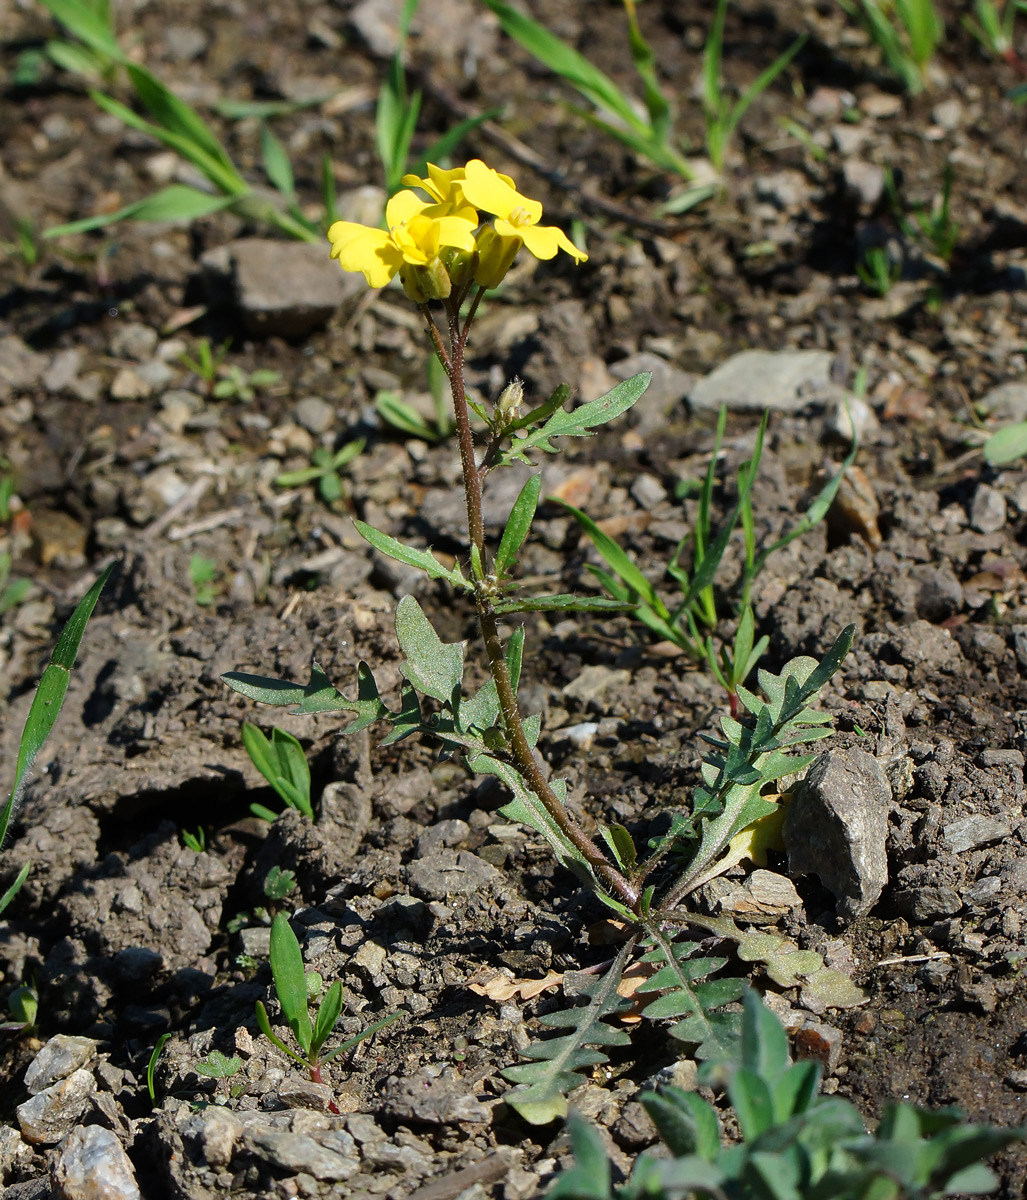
[181,827,206,853]
[857,244,902,295]
[195,1049,243,1079]
[147,1032,171,1105]
[0,553,31,620]
[274,439,364,504]
[263,865,298,903]
[256,913,401,1095]
[211,364,282,403]
[839,0,944,93]
[1,982,39,1034]
[963,0,1027,62]
[188,554,220,607]
[178,337,231,395]
[887,162,960,265]
[241,723,313,821]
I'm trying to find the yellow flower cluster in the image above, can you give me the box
[327,159,587,301]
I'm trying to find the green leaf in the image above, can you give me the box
[311,980,344,1058]
[493,594,635,615]
[547,1115,614,1199]
[984,420,1027,465]
[147,1032,171,1105]
[44,184,237,238]
[375,390,441,441]
[4,563,113,846]
[495,474,541,579]
[0,862,31,917]
[126,63,239,178]
[355,520,471,590]
[260,122,295,197]
[223,660,393,731]
[641,1086,721,1160]
[39,0,123,59]
[194,1050,243,1079]
[320,1010,404,1064]
[508,373,651,460]
[394,595,464,705]
[599,823,637,873]
[255,999,307,1067]
[556,498,667,616]
[269,913,312,1057]
[503,383,571,435]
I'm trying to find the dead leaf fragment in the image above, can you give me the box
[465,966,563,1002]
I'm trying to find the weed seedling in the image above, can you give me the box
[1,981,39,1034]
[256,913,401,1103]
[839,0,944,92]
[195,1050,245,1100]
[274,439,364,504]
[147,1032,171,1105]
[857,243,902,295]
[188,554,220,607]
[0,554,31,620]
[2,564,113,915]
[886,162,960,265]
[181,827,206,853]
[963,0,1027,65]
[241,724,313,821]
[178,337,231,396]
[211,364,282,403]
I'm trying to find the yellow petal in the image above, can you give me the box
[461,159,542,224]
[435,214,478,251]
[329,223,403,287]
[518,222,588,263]
[385,188,427,229]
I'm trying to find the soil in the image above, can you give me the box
[4,0,1027,1196]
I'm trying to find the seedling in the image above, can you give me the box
[263,865,298,903]
[188,554,220,607]
[2,564,113,916]
[255,913,401,1099]
[181,827,206,853]
[147,1032,171,1105]
[550,990,1022,1199]
[0,218,41,270]
[857,244,902,295]
[963,0,1027,64]
[211,364,281,403]
[274,439,364,504]
[839,0,944,92]
[1,981,39,1034]
[701,0,807,173]
[886,162,960,265]
[561,408,853,709]
[0,554,31,620]
[241,723,313,821]
[178,337,231,396]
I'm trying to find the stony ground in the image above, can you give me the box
[4,0,1027,1196]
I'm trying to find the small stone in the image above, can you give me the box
[861,91,903,118]
[828,464,882,549]
[0,335,46,401]
[414,819,470,857]
[825,394,878,445]
[51,1125,141,1200]
[977,748,1024,768]
[941,815,1013,854]
[915,565,963,623]
[1005,1069,1027,1092]
[0,1124,31,1177]
[141,466,190,509]
[630,473,667,510]
[688,349,833,414]
[277,1078,336,1111]
[192,1106,242,1169]
[110,324,158,362]
[43,349,82,393]
[895,885,964,921]
[931,98,963,131]
[158,390,202,434]
[163,24,208,60]
[407,849,504,900]
[242,1126,359,1182]
[238,927,271,958]
[30,509,88,568]
[17,1069,95,1144]
[793,1021,843,1072]
[843,159,886,207]
[319,782,373,859]
[350,940,388,977]
[109,367,152,400]
[560,721,601,750]
[25,1036,98,1095]
[970,484,1006,534]
[294,396,335,435]
[784,749,891,919]
[381,1066,490,1125]
[562,665,631,705]
[978,380,1027,424]
[833,126,871,156]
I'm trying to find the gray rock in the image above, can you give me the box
[407,849,504,900]
[895,885,963,921]
[206,239,367,338]
[941,815,1013,854]
[319,782,373,859]
[842,159,885,207]
[24,1036,98,1095]
[784,749,891,919]
[0,335,46,401]
[294,396,335,435]
[17,1069,95,1144]
[931,98,963,131]
[186,1105,242,1169]
[0,1125,31,1177]
[562,664,631,705]
[970,484,1006,533]
[163,24,208,60]
[688,349,833,414]
[977,380,1027,423]
[238,926,271,958]
[42,349,82,393]
[51,1126,141,1200]
[609,351,692,432]
[242,1126,358,1182]
[382,1066,490,1124]
[630,473,667,510]
[348,0,405,57]
[825,394,879,445]
[109,323,158,362]
[914,565,963,623]
[277,1077,337,1111]
[415,818,470,857]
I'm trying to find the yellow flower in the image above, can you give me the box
[459,159,587,267]
[327,189,477,289]
[403,160,587,289]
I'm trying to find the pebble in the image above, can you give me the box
[25,1036,98,1095]
[158,390,203,434]
[931,98,963,131]
[110,324,158,362]
[915,565,964,623]
[562,665,631,705]
[407,849,504,900]
[242,1125,359,1182]
[294,396,335,435]
[560,721,601,750]
[784,749,891,919]
[832,126,871,157]
[842,159,885,207]
[0,334,46,401]
[319,782,373,859]
[163,24,208,60]
[861,92,903,118]
[141,465,191,509]
[277,1078,337,1112]
[826,394,878,445]
[238,927,271,958]
[51,1125,141,1200]
[688,349,833,413]
[970,484,1006,533]
[30,509,88,568]
[793,1021,844,1072]
[415,818,470,857]
[190,1106,242,1169]
[630,473,667,510]
[941,815,1013,854]
[978,380,1027,423]
[17,1069,96,1144]
[42,348,82,393]
[381,1066,490,1125]
[109,367,152,400]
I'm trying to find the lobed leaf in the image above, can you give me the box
[395,595,464,705]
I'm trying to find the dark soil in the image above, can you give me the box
[4,0,1027,1196]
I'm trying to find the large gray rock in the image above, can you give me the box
[203,239,366,338]
[688,349,834,413]
[783,749,891,919]
[51,1126,141,1200]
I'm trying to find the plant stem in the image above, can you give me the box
[437,296,640,911]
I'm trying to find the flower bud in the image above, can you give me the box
[474,226,521,289]
[439,245,477,292]
[497,377,524,422]
[399,256,452,304]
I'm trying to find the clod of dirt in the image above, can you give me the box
[784,749,891,919]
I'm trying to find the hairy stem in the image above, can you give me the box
[439,296,639,911]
